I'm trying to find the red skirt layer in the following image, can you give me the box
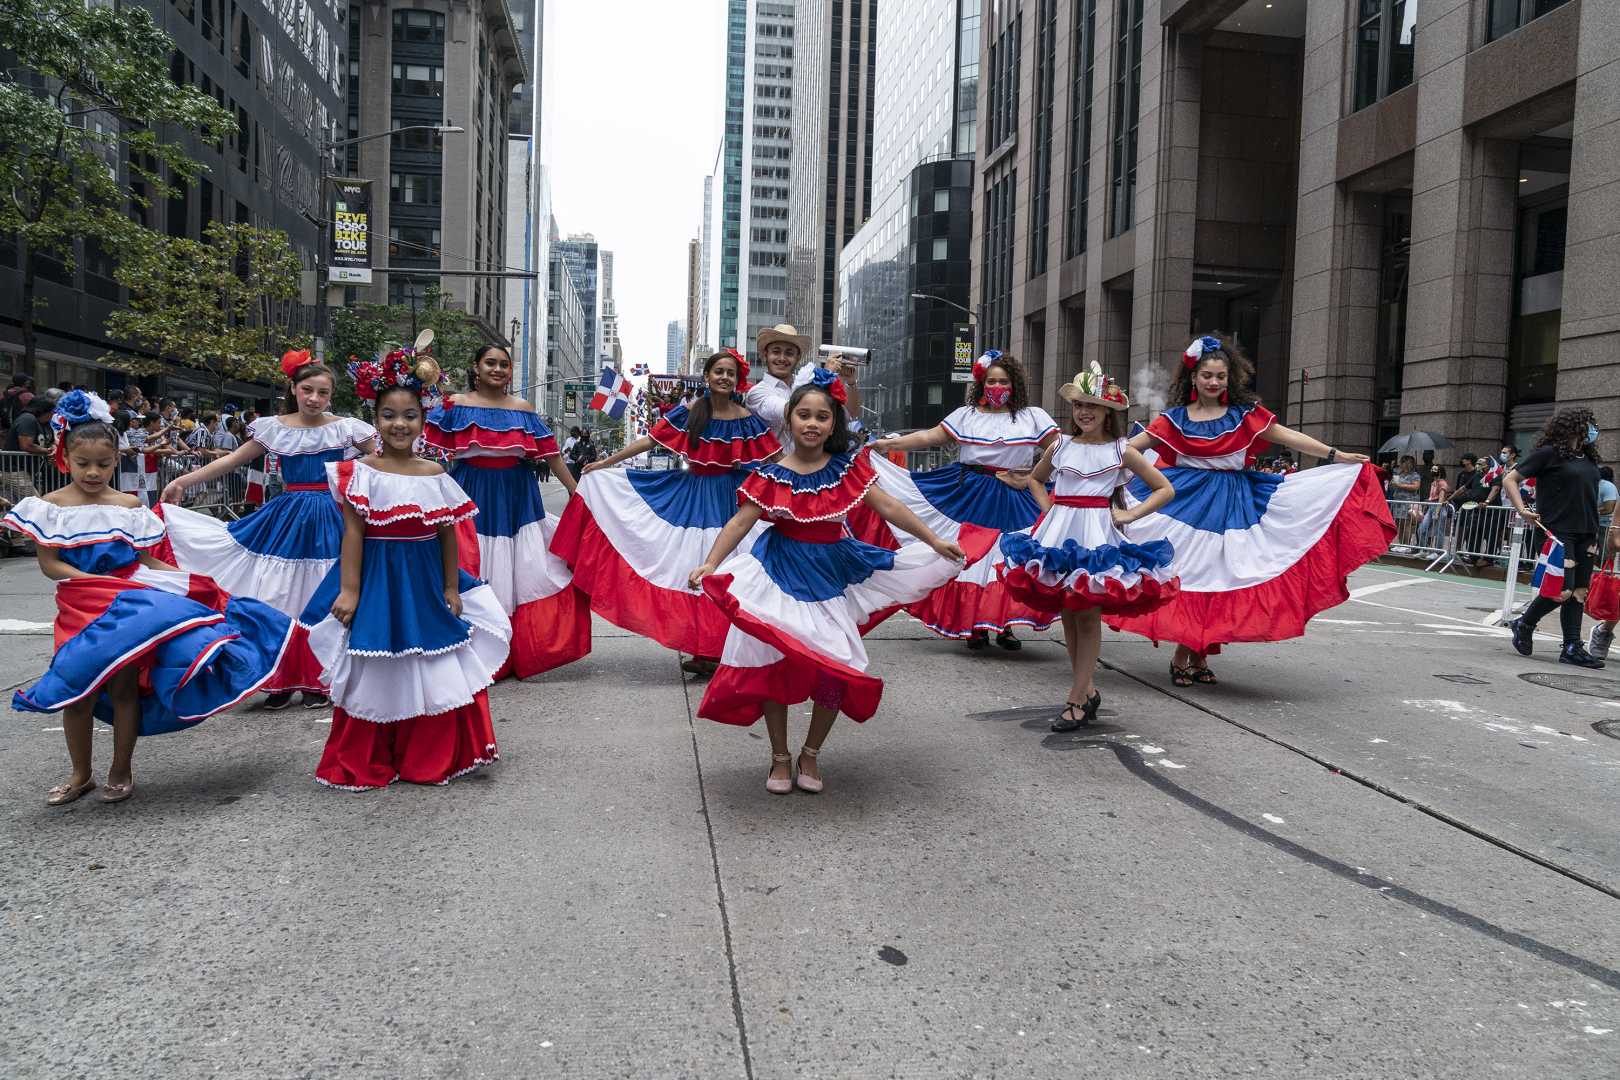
[1105,464,1395,652]
[455,516,591,680]
[316,690,498,790]
[1001,566,1181,616]
[264,622,326,693]
[550,498,729,658]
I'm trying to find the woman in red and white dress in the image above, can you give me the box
[552,349,779,672]
[1107,334,1393,685]
[424,344,589,679]
[867,351,1058,649]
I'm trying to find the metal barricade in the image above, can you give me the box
[0,449,69,510]
[903,446,959,472]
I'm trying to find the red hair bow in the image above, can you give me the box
[724,347,751,392]
[281,348,312,379]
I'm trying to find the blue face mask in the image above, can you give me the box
[1589,424,1601,445]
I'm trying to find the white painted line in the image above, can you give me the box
[1348,579,1429,600]
[1351,596,1563,640]
[0,619,52,634]
[1261,813,1286,824]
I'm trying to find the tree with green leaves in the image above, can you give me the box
[0,0,234,372]
[330,287,488,415]
[103,222,305,405]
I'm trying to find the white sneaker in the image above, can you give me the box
[1589,624,1614,660]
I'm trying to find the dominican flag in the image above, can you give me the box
[244,465,268,506]
[590,366,634,420]
[1531,534,1565,599]
[631,363,649,376]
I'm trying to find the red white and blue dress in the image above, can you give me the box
[1106,403,1394,651]
[424,401,589,678]
[699,449,996,726]
[553,401,780,657]
[866,405,1060,637]
[998,437,1180,614]
[161,414,378,693]
[298,461,511,790]
[3,499,294,735]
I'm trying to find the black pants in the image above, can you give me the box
[1521,533,1597,644]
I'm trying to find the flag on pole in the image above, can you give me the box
[589,366,634,420]
[1531,534,1565,598]
[244,465,268,506]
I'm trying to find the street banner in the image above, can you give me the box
[329,179,373,284]
[951,324,975,382]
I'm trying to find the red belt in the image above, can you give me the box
[284,482,327,492]
[1052,495,1110,508]
[462,456,521,469]
[772,519,845,544]
[365,520,437,540]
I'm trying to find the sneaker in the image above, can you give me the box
[1508,618,1534,657]
[1560,642,1606,669]
[301,692,330,709]
[1590,624,1615,660]
[261,691,295,710]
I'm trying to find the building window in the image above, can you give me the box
[390,172,442,205]
[986,11,1021,151]
[933,189,950,212]
[1065,0,1097,260]
[981,171,1016,350]
[932,238,949,261]
[1029,0,1057,275]
[1488,0,1569,42]
[389,225,442,261]
[393,10,446,43]
[1373,195,1411,445]
[1354,0,1417,110]
[1108,0,1143,237]
[391,63,444,98]
[391,118,445,152]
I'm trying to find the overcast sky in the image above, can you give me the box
[547,0,725,369]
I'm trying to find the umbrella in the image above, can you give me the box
[1379,431,1455,455]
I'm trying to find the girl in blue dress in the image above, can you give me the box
[300,351,511,790]
[4,392,294,804]
[161,351,378,707]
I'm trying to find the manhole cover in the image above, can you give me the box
[1595,719,1620,742]
[1435,673,1489,685]
[1519,672,1620,698]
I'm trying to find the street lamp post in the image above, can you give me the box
[311,123,464,360]
[910,290,979,353]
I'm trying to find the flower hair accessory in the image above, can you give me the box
[1183,335,1223,370]
[791,364,849,406]
[281,348,313,379]
[50,390,115,473]
[972,349,1003,383]
[1057,362,1129,411]
[348,344,449,405]
[723,347,751,392]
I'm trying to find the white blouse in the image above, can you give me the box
[941,405,1058,468]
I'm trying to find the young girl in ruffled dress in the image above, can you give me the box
[688,368,989,795]
[294,353,512,790]
[999,366,1180,731]
[4,393,293,804]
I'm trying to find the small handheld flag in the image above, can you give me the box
[589,366,634,420]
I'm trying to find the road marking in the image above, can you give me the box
[1351,596,1562,640]
[1261,813,1286,824]
[1348,579,1428,599]
[1403,699,1592,744]
[0,619,52,635]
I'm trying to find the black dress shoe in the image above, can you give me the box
[1508,618,1533,656]
[965,631,988,650]
[1050,691,1101,732]
[1560,642,1605,669]
[995,629,1022,651]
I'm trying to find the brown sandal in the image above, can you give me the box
[46,777,96,806]
[1170,664,1194,688]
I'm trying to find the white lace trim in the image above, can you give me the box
[313,746,497,790]
[249,415,377,456]
[327,461,477,524]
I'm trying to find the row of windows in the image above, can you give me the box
[389,225,442,260]
[751,184,789,200]
[751,226,789,244]
[393,10,445,43]
[392,63,444,97]
[750,250,787,267]
[754,124,792,140]
[982,171,1016,351]
[755,105,792,120]
[1029,0,1058,276]
[986,14,1021,150]
[391,172,442,205]
[753,164,790,180]
[1109,0,1144,237]
[749,272,787,292]
[752,205,789,221]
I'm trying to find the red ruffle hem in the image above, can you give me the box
[1000,567,1181,616]
[316,690,498,790]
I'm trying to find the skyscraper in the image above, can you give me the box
[665,320,686,375]
[599,248,621,372]
[504,0,553,404]
[736,0,796,360]
[684,239,702,371]
[552,233,600,372]
[788,0,877,347]
[717,0,747,350]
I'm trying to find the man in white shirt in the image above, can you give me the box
[743,324,862,452]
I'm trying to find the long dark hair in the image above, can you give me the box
[1535,407,1601,462]
[468,344,512,391]
[785,383,852,455]
[282,360,337,414]
[1168,332,1259,408]
[966,353,1030,415]
[685,351,740,445]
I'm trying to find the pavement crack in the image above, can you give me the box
[678,659,756,1080]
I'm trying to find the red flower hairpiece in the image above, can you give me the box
[724,347,751,392]
[972,349,1003,384]
[281,348,312,379]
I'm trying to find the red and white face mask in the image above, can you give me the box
[983,385,1012,408]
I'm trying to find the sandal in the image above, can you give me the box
[46,777,96,806]
[1170,664,1194,688]
[99,780,135,804]
[1190,666,1218,685]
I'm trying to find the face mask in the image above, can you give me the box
[983,385,1011,408]
[1588,424,1600,445]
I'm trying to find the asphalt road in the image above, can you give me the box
[2,486,1618,1078]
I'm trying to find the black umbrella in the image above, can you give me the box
[1379,431,1456,455]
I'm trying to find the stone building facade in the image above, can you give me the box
[972,0,1616,458]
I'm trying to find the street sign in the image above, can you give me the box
[562,380,595,418]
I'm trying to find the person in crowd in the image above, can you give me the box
[159,351,379,708]
[567,428,598,478]
[424,344,588,679]
[1506,407,1605,668]
[1107,334,1390,687]
[1416,465,1451,549]
[687,368,980,795]
[1,394,54,554]
[1000,365,1179,730]
[1,372,35,430]
[200,412,237,457]
[1388,455,1423,551]
[1,391,292,804]
[1447,453,1489,563]
[867,351,1060,650]
[298,348,509,789]
[555,349,778,676]
[1586,466,1620,659]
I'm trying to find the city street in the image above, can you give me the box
[3,488,1619,1078]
